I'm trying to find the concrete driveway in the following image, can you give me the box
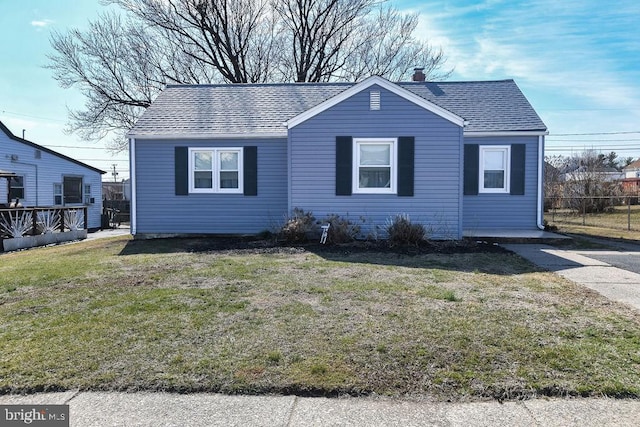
[504,238,640,311]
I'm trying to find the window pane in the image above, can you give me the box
[360,144,390,165]
[483,150,505,170]
[63,177,83,204]
[220,152,238,170]
[9,176,24,200]
[359,167,391,188]
[220,171,239,189]
[484,170,505,189]
[194,171,213,188]
[194,152,212,170]
[54,183,62,205]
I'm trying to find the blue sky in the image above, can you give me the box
[1,0,640,181]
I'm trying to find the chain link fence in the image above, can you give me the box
[544,196,640,232]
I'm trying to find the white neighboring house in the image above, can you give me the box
[0,121,105,229]
[623,159,640,178]
[562,167,624,183]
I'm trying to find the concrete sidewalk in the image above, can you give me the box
[503,243,640,311]
[1,391,639,426]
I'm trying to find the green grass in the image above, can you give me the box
[547,204,640,240]
[1,236,639,401]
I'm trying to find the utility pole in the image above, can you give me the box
[111,164,119,182]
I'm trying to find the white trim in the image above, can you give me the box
[464,131,548,137]
[129,138,137,235]
[127,132,286,140]
[352,138,397,194]
[285,76,465,129]
[188,147,243,194]
[537,135,545,230]
[479,145,510,194]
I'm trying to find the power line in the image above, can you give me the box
[549,131,640,136]
[546,138,640,142]
[43,144,115,150]
[0,109,67,123]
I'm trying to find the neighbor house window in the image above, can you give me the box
[479,146,510,193]
[84,184,92,204]
[63,176,83,204]
[9,176,24,201]
[54,183,63,205]
[189,148,243,193]
[353,138,397,194]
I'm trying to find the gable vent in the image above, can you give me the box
[370,91,380,110]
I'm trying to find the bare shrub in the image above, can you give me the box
[320,214,362,244]
[280,208,316,242]
[385,214,425,246]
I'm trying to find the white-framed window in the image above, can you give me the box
[9,175,24,200]
[353,138,397,194]
[84,184,92,204]
[479,145,510,193]
[189,147,243,193]
[54,183,63,205]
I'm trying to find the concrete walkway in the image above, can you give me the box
[503,242,640,311]
[1,391,639,426]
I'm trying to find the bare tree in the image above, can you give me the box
[48,0,450,149]
[47,13,165,148]
[110,0,279,83]
[557,151,624,213]
[340,5,451,82]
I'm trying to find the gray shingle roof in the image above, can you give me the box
[129,79,546,138]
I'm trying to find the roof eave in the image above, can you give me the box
[463,130,549,137]
[128,132,288,140]
[0,121,107,174]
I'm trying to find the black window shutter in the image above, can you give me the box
[175,146,189,196]
[397,137,414,196]
[463,144,479,195]
[336,136,352,195]
[510,144,526,195]
[244,146,258,196]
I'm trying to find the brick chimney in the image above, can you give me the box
[412,67,425,82]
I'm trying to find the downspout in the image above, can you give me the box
[537,134,545,230]
[129,137,137,236]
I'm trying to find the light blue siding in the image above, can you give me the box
[289,84,463,239]
[463,136,540,231]
[134,138,288,235]
[0,131,103,229]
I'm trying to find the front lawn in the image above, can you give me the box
[1,236,639,401]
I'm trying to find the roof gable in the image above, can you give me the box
[0,121,106,174]
[284,76,465,129]
[623,159,640,170]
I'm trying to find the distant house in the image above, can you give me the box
[103,180,128,200]
[562,167,624,183]
[623,159,640,178]
[0,121,105,229]
[127,74,547,239]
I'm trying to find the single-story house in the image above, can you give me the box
[0,121,105,229]
[127,74,547,239]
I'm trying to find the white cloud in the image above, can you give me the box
[31,19,53,28]
[402,0,640,157]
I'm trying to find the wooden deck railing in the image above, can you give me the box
[0,206,88,239]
